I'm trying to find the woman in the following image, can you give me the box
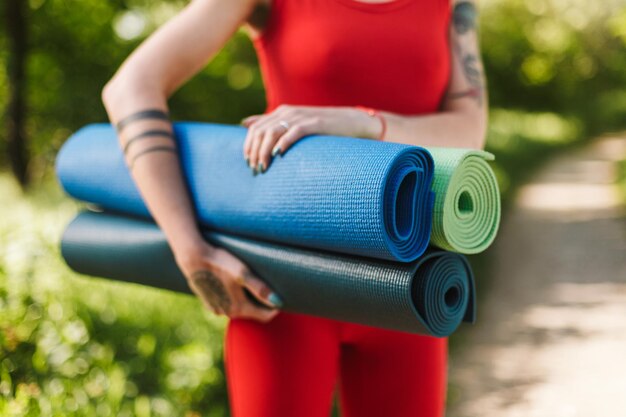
[102,0,487,415]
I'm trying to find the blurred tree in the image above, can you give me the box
[4,0,29,187]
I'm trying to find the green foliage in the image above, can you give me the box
[0,176,230,416]
[481,0,626,134]
[475,0,626,200]
[1,0,266,179]
[485,108,583,202]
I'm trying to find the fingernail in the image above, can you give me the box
[271,146,281,157]
[244,155,249,164]
[268,292,283,308]
[257,162,265,173]
[250,164,257,176]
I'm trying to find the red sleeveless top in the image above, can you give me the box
[252,0,451,115]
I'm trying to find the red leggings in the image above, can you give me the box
[225,311,447,417]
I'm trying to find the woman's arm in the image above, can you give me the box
[102,0,280,321]
[243,0,487,173]
[378,0,487,149]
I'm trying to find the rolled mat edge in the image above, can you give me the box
[427,147,501,254]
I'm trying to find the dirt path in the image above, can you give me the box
[448,137,626,417]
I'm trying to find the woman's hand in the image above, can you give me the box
[241,104,383,174]
[173,240,282,322]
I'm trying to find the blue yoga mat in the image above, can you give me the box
[56,122,435,262]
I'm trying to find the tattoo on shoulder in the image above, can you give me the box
[190,270,232,314]
[453,1,478,35]
[449,0,484,107]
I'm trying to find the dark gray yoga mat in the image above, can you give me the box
[61,211,476,337]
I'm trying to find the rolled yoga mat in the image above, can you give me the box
[61,211,476,337]
[56,123,434,262]
[428,148,501,254]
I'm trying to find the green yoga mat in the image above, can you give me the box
[61,211,476,337]
[427,148,500,254]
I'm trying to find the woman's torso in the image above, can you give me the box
[248,0,451,115]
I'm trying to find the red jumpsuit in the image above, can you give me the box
[226,0,451,416]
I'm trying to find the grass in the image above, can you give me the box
[0,176,229,417]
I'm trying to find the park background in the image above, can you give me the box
[2,0,626,416]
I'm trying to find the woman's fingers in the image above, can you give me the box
[247,120,316,174]
[224,271,281,322]
[246,115,282,173]
[256,123,292,172]
[240,269,283,309]
[272,119,316,157]
[241,114,261,127]
[242,123,258,167]
[180,245,280,323]
[243,114,274,170]
[242,114,273,164]
[243,105,303,173]
[243,105,356,172]
[188,267,281,322]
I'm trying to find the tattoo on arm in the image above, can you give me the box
[123,129,174,154]
[452,1,477,34]
[448,0,485,107]
[190,270,232,314]
[127,145,178,170]
[115,108,170,133]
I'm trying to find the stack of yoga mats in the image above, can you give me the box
[56,122,501,336]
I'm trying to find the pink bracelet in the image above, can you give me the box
[355,105,387,141]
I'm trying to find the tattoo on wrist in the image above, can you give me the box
[123,129,175,154]
[128,145,177,170]
[115,108,170,133]
[190,270,232,314]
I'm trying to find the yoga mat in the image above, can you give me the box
[428,148,501,254]
[61,211,476,337]
[56,123,434,262]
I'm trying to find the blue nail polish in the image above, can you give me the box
[268,292,283,308]
[271,146,281,157]
[258,162,265,173]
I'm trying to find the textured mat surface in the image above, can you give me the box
[61,211,476,337]
[56,123,435,262]
[427,147,501,254]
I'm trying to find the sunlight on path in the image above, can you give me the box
[448,137,626,417]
